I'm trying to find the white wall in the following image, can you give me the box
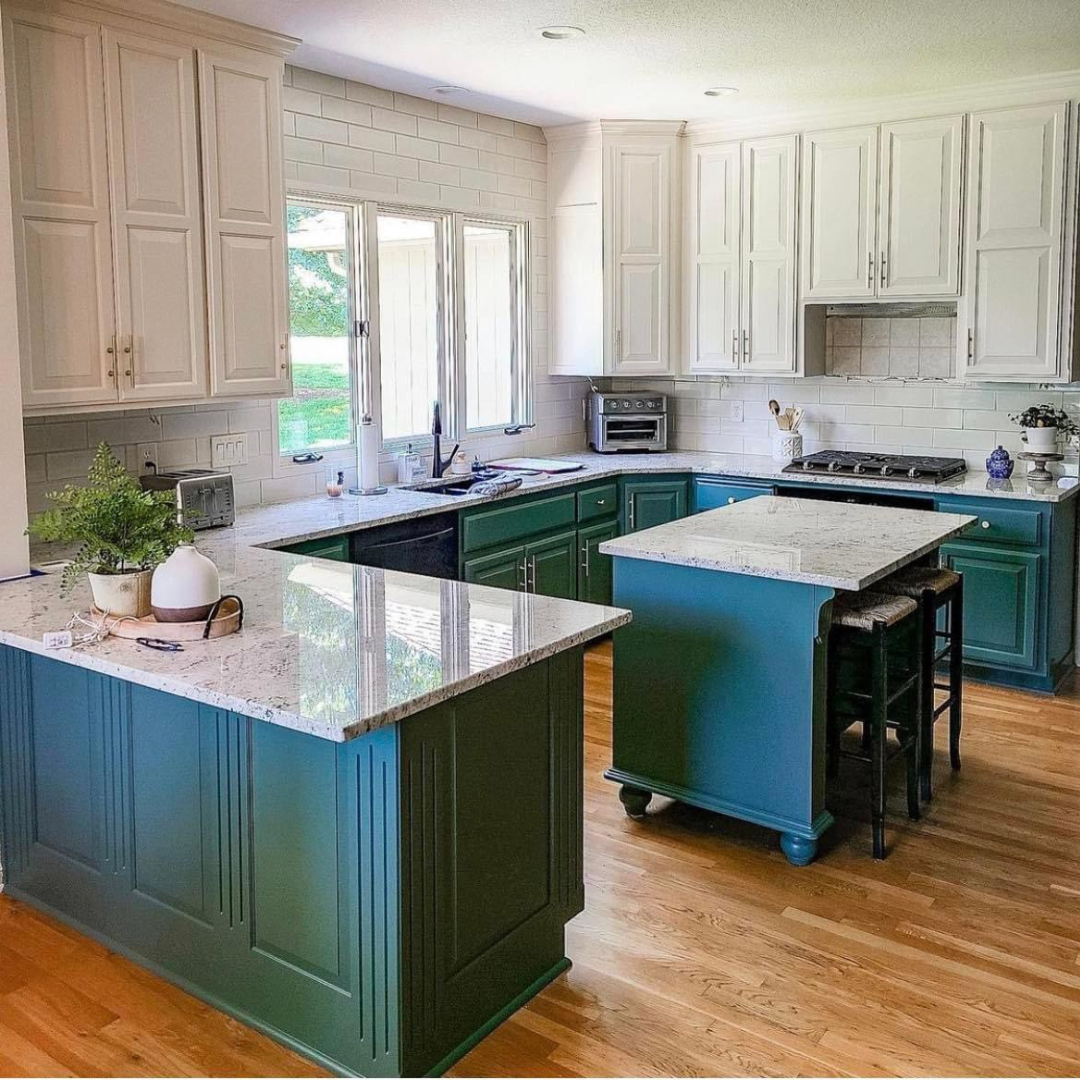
[0,20,29,580]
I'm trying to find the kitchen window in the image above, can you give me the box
[277,196,529,461]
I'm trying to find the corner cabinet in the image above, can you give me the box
[959,102,1072,382]
[685,135,799,374]
[3,1,295,415]
[547,121,682,377]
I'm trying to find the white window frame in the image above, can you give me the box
[274,186,532,477]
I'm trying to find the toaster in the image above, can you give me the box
[140,469,235,530]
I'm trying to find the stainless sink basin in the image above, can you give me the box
[419,473,500,496]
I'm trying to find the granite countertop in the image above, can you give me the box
[1,538,629,742]
[231,450,1078,554]
[599,496,977,591]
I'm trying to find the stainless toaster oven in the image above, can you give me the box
[587,391,667,452]
[140,469,235,530]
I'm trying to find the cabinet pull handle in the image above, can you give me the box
[967,329,974,362]
[628,502,635,530]
[614,329,621,362]
[867,252,873,288]
[742,330,749,360]
[528,555,536,592]
[732,329,738,364]
[581,543,590,578]
[596,498,605,505]
[519,557,528,591]
[880,254,886,288]
[106,335,117,385]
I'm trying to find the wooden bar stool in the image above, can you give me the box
[828,590,924,859]
[882,565,963,800]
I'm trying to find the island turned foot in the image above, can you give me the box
[779,833,818,866]
[0,645,586,1078]
[618,784,652,818]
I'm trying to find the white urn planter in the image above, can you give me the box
[1021,426,1060,452]
[151,544,221,622]
[89,569,153,618]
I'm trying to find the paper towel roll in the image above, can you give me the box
[358,419,381,491]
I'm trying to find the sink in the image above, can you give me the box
[419,474,497,496]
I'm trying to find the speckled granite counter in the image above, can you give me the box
[0,539,628,740]
[600,495,977,590]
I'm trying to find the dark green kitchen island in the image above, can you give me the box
[0,548,628,1076]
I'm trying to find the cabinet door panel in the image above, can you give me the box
[942,543,1039,670]
[623,480,688,533]
[463,547,525,592]
[608,140,673,375]
[801,126,877,299]
[199,50,290,398]
[686,144,740,372]
[4,9,116,407]
[578,521,618,606]
[879,116,963,297]
[526,530,577,600]
[741,136,797,373]
[550,203,602,376]
[105,31,206,401]
[961,103,1066,380]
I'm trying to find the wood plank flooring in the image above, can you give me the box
[2,639,1079,1077]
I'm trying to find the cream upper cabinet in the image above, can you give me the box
[801,126,878,299]
[878,116,963,297]
[960,102,1068,381]
[740,136,797,373]
[199,50,290,398]
[3,9,117,408]
[606,136,678,376]
[104,30,207,402]
[684,135,798,375]
[686,142,740,372]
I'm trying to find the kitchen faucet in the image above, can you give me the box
[430,401,459,478]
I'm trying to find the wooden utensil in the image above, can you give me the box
[769,399,781,424]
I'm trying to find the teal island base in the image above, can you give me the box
[0,646,586,1077]
[605,559,837,866]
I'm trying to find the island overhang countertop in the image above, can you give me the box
[600,495,977,591]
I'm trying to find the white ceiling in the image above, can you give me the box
[177,0,1080,126]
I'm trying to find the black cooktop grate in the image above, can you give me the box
[782,450,967,483]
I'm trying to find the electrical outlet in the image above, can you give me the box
[136,442,159,472]
[729,401,744,423]
[211,433,249,469]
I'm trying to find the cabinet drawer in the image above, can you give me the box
[692,478,772,513]
[283,534,350,562]
[577,483,618,522]
[936,499,1041,547]
[462,492,577,553]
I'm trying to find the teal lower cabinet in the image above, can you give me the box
[527,529,578,599]
[621,477,689,533]
[691,477,773,513]
[578,520,618,605]
[463,545,525,590]
[280,533,351,562]
[0,646,585,1077]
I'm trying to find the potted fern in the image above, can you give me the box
[27,443,193,617]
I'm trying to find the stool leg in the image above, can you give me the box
[920,588,936,802]
[949,579,963,771]
[907,611,923,822]
[871,623,888,860]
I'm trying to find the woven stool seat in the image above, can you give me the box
[885,566,962,599]
[833,591,918,631]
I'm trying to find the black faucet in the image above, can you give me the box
[430,401,459,478]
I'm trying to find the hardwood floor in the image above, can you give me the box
[3,640,1079,1077]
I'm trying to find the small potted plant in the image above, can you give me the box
[1008,403,1079,453]
[27,442,193,617]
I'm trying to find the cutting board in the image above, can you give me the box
[487,457,585,474]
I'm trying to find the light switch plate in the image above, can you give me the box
[211,433,249,469]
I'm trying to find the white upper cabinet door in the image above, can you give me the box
[740,136,798,374]
[961,102,1067,380]
[686,143,741,372]
[801,126,878,299]
[550,203,603,377]
[104,31,207,402]
[3,9,117,407]
[198,49,290,398]
[878,116,963,297]
[607,139,675,375]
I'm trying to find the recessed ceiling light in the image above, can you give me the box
[429,85,467,96]
[704,86,739,97]
[539,25,586,40]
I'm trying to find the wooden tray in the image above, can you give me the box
[94,595,243,641]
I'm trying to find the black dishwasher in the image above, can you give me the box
[349,511,459,579]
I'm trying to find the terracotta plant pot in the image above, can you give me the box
[88,569,153,618]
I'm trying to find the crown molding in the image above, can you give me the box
[544,119,687,143]
[33,0,300,57]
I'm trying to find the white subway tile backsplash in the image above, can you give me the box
[395,134,439,162]
[371,107,416,136]
[346,81,394,108]
[294,114,349,145]
[392,92,439,119]
[417,117,459,144]
[477,114,515,137]
[291,68,346,98]
[283,86,322,116]
[438,143,480,168]
[348,125,397,153]
[323,144,374,172]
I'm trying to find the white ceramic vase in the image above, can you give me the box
[151,544,221,623]
[1021,426,1059,453]
[89,569,153,618]
[771,430,803,463]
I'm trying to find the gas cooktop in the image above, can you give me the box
[782,450,967,484]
